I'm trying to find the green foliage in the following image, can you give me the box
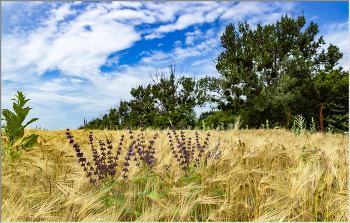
[176,174,202,186]
[202,110,241,130]
[1,91,40,163]
[195,11,347,131]
[195,110,217,129]
[98,179,126,209]
[151,103,197,130]
[201,120,208,131]
[83,63,208,131]
[312,68,349,133]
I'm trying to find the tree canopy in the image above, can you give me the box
[197,10,348,132]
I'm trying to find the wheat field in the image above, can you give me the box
[1,127,348,222]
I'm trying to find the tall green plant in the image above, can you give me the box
[1,91,40,163]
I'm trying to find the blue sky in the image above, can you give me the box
[1,1,349,131]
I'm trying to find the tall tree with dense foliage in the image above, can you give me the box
[124,63,208,130]
[84,63,209,131]
[197,10,347,131]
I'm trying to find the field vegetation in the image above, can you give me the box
[1,114,348,222]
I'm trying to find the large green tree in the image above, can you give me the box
[198,10,347,131]
[124,63,208,130]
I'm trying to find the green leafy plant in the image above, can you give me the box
[265,119,270,129]
[132,171,167,198]
[290,114,307,135]
[98,178,126,209]
[274,121,280,128]
[1,91,39,164]
[309,117,317,134]
[201,120,208,131]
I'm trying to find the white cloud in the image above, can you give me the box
[116,1,143,10]
[144,32,165,40]
[147,2,225,37]
[104,9,156,24]
[46,2,77,22]
[219,1,299,32]
[142,1,185,23]
[174,40,182,47]
[205,28,215,38]
[195,42,208,51]
[140,50,170,64]
[70,78,84,84]
[185,36,195,45]
[185,28,203,45]
[139,36,220,66]
[104,55,120,67]
[35,77,68,92]
[158,43,163,47]
[323,21,348,33]
[156,12,206,33]
[186,27,219,47]
[220,2,269,21]
[173,47,203,59]
[204,6,226,22]
[309,16,319,21]
[192,59,210,66]
[144,33,164,40]
[1,3,142,84]
[139,51,151,57]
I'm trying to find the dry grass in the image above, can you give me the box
[1,126,349,222]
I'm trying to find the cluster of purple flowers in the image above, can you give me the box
[132,121,158,173]
[65,120,159,187]
[167,121,222,177]
[65,119,224,188]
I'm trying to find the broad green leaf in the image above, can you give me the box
[145,174,159,179]
[151,181,164,187]
[132,177,146,183]
[147,191,159,199]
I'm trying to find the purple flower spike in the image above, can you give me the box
[289,162,293,166]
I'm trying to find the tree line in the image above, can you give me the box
[79,10,349,134]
